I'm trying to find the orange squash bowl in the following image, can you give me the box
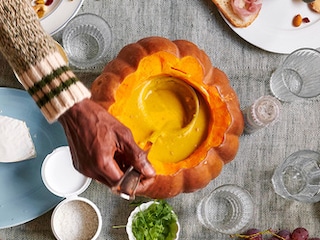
[91,37,244,199]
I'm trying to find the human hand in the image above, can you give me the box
[58,98,156,193]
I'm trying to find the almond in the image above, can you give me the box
[293,14,302,27]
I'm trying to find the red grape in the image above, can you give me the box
[237,227,317,240]
[277,229,291,240]
[244,228,263,240]
[291,227,309,240]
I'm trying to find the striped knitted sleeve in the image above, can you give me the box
[0,0,91,123]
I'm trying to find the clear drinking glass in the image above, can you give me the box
[62,13,112,70]
[272,150,320,203]
[270,48,320,102]
[242,95,281,134]
[197,184,254,234]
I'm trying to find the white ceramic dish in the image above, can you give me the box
[222,0,320,54]
[51,197,102,240]
[126,201,180,240]
[39,0,84,35]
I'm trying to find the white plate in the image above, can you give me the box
[223,0,320,54]
[40,0,84,35]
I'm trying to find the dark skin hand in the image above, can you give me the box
[58,98,155,194]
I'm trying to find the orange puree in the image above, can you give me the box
[109,76,209,164]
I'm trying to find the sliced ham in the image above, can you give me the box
[231,0,262,20]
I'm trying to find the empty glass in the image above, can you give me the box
[62,13,112,70]
[197,184,254,234]
[270,48,320,102]
[272,150,320,203]
[242,95,281,134]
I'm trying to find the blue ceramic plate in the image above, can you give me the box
[0,87,67,229]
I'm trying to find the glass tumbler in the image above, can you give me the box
[62,13,112,70]
[197,184,254,234]
[242,95,281,134]
[270,48,320,102]
[272,150,320,203]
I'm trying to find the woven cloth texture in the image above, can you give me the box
[1,0,320,239]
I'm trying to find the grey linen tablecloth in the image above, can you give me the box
[1,0,320,239]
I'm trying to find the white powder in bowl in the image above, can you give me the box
[53,200,99,240]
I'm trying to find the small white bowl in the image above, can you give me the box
[126,201,180,240]
[51,197,102,240]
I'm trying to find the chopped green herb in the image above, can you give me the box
[132,200,178,240]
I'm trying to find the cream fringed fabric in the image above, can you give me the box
[0,0,91,122]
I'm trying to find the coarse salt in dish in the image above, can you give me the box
[52,198,101,240]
